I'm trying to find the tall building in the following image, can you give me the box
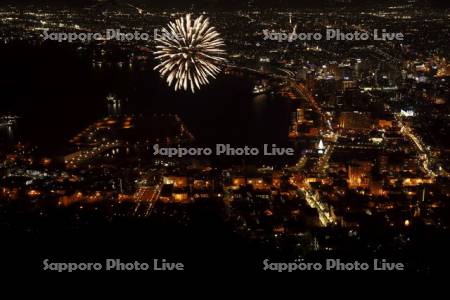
[329,61,339,77]
[306,71,316,91]
[296,108,305,124]
[339,112,373,131]
[348,161,372,189]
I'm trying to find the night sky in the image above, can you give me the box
[4,0,450,9]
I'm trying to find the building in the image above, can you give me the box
[348,161,373,189]
[339,112,373,131]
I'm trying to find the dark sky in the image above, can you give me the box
[4,0,450,9]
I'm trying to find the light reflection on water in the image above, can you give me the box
[0,125,15,144]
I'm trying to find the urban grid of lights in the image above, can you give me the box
[153,14,227,93]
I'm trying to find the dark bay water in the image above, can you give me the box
[0,42,294,163]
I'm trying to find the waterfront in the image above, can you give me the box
[1,1,450,276]
[0,42,293,164]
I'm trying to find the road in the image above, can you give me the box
[387,104,438,178]
[287,78,338,227]
[132,184,162,218]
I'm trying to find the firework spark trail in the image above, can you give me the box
[154,14,227,93]
[125,3,144,14]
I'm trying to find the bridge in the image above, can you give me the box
[64,140,122,168]
[223,63,290,81]
[0,115,19,128]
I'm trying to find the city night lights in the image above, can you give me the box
[0,0,449,279]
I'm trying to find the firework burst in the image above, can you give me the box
[153,14,226,93]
